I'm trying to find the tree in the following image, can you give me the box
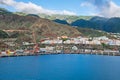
[101,43,109,50]
[61,36,68,53]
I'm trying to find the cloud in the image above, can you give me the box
[0,0,76,15]
[100,1,120,17]
[80,0,120,17]
[80,2,93,7]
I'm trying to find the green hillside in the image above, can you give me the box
[77,27,108,37]
[71,16,120,33]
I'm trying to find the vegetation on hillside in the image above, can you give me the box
[76,27,116,39]
[76,27,108,37]
[72,16,120,33]
[0,30,9,38]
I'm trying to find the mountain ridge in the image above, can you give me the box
[0,8,81,42]
[71,16,120,33]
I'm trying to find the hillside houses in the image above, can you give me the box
[41,36,120,46]
[0,38,17,47]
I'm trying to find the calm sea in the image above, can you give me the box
[0,54,120,80]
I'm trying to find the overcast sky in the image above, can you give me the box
[0,0,120,17]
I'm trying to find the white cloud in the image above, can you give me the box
[0,0,76,15]
[80,0,120,17]
[100,1,120,17]
[80,2,93,7]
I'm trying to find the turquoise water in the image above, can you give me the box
[0,54,120,80]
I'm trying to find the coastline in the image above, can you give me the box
[0,51,120,58]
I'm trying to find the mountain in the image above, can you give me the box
[0,8,80,41]
[14,11,120,33]
[14,12,93,24]
[103,18,120,32]
[0,8,12,15]
[37,14,93,23]
[71,17,107,30]
[71,16,120,33]
[1,8,117,40]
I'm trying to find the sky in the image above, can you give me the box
[0,0,120,17]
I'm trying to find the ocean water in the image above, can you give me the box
[0,54,120,80]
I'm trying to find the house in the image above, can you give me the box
[94,36,109,40]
